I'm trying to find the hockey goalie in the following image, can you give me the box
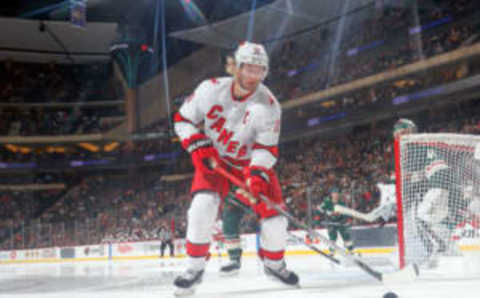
[394,119,480,269]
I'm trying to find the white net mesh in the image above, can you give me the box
[397,133,480,267]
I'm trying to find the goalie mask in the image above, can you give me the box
[235,41,269,80]
[393,118,417,138]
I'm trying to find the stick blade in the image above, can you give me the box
[382,264,419,285]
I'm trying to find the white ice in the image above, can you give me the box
[1,254,479,298]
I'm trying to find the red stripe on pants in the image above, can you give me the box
[186,241,210,258]
[260,248,284,260]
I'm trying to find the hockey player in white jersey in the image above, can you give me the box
[370,182,397,223]
[332,182,398,224]
[173,41,298,295]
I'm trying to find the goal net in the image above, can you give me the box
[395,133,480,269]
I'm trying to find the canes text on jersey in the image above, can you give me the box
[207,105,248,159]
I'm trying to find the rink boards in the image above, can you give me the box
[1,224,478,265]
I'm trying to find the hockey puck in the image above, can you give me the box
[383,291,398,298]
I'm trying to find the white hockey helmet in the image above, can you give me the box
[234,41,269,79]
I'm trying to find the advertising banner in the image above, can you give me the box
[174,239,186,256]
[8,224,475,264]
[23,250,41,260]
[452,220,480,248]
[142,241,161,256]
[0,251,9,260]
[40,248,57,259]
[77,244,106,259]
[60,247,75,259]
[351,226,397,248]
[112,242,139,257]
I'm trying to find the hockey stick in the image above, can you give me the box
[319,220,353,228]
[212,162,419,284]
[333,205,376,222]
[288,233,341,265]
[226,192,341,264]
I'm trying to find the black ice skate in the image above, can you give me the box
[264,262,299,286]
[220,259,241,276]
[173,269,204,296]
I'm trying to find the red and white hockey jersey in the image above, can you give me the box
[174,77,281,170]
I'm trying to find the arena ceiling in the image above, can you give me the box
[170,0,375,49]
[0,17,117,64]
[0,0,443,64]
[0,0,276,64]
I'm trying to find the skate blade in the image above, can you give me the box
[174,287,196,297]
[264,274,300,288]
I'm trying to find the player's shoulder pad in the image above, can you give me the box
[253,84,281,114]
[194,77,232,98]
[258,84,280,105]
[202,77,232,87]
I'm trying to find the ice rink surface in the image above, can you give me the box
[1,254,479,298]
